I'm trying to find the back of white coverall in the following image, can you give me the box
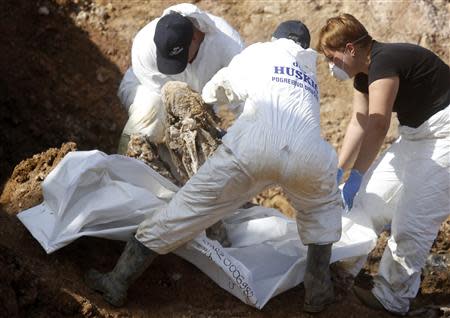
[117,3,244,143]
[136,39,342,254]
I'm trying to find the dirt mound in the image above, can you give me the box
[1,0,449,317]
[1,143,77,214]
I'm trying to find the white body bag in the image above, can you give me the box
[18,151,376,308]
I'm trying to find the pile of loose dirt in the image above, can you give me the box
[1,0,449,317]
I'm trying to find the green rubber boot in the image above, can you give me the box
[303,243,335,313]
[85,236,157,307]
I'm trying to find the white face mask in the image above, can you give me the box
[328,46,352,81]
[328,62,350,81]
[327,33,369,81]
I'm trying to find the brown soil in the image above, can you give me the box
[1,1,449,317]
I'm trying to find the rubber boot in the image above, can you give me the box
[117,133,131,155]
[303,243,335,313]
[353,286,408,316]
[352,286,385,311]
[85,236,157,307]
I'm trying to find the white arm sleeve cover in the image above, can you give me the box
[201,47,253,116]
[202,67,242,105]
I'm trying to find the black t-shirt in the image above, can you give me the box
[354,41,450,128]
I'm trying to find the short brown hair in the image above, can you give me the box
[317,13,372,53]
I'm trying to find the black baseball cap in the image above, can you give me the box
[154,12,194,75]
[272,20,311,49]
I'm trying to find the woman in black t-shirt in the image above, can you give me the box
[317,13,450,315]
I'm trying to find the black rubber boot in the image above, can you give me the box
[352,286,385,310]
[117,133,131,155]
[303,243,335,313]
[353,286,408,316]
[85,236,157,307]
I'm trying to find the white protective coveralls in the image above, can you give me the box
[136,38,343,254]
[117,3,244,143]
[345,104,450,313]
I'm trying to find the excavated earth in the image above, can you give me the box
[1,0,449,317]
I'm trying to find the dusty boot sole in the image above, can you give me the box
[303,297,334,313]
[85,269,126,307]
[352,286,407,316]
[303,303,325,313]
[352,286,384,311]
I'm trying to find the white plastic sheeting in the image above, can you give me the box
[18,150,377,309]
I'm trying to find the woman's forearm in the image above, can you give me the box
[338,117,366,170]
[339,90,369,171]
[353,115,390,173]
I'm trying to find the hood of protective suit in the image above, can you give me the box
[162,3,217,33]
[275,38,317,74]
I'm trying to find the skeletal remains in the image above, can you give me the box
[126,81,229,246]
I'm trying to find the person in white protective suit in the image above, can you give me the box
[116,3,244,153]
[317,13,450,315]
[86,21,343,313]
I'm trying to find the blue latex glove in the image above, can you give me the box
[342,169,363,212]
[337,168,344,184]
